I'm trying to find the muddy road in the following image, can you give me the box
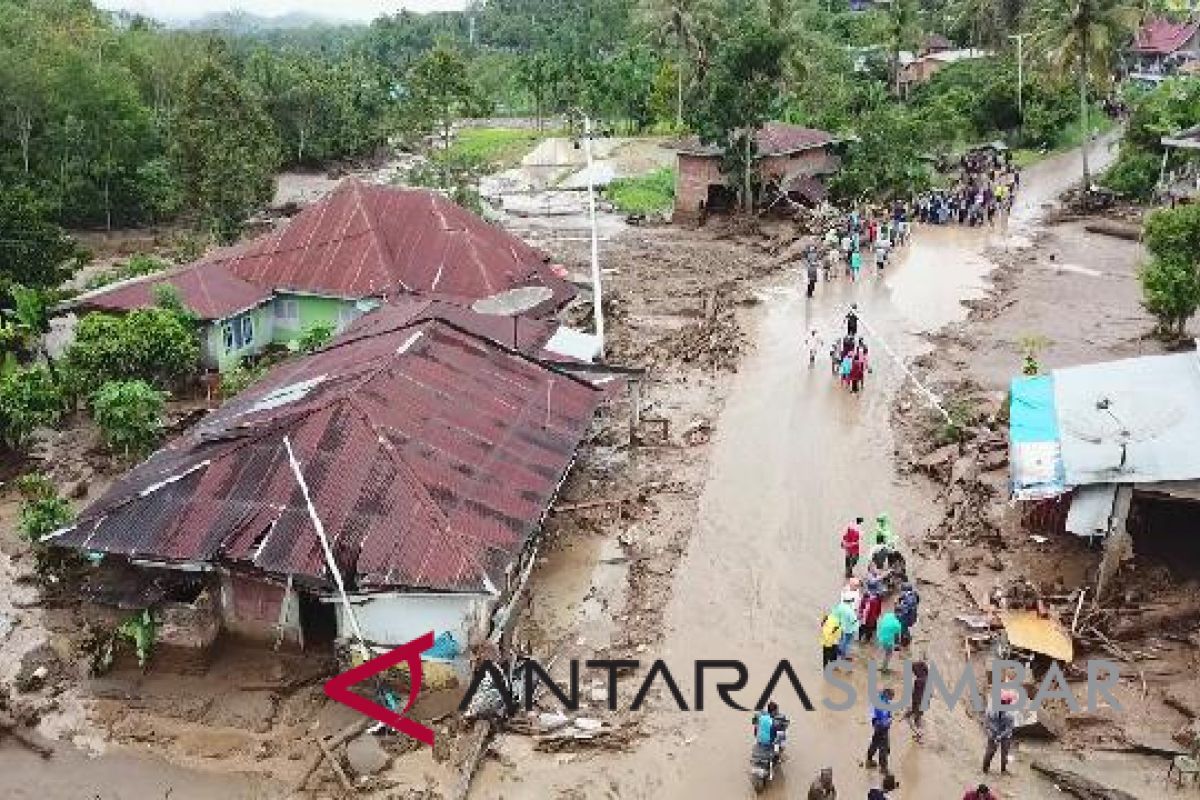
[473,139,1120,799]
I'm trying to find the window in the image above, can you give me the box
[337,304,361,331]
[222,313,254,352]
[274,297,299,327]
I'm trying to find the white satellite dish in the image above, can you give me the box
[471,286,554,317]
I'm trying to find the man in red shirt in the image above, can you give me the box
[841,517,863,578]
[963,785,996,800]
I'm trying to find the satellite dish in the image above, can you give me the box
[471,286,554,317]
[1059,390,1183,471]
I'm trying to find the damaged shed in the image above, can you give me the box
[1010,345,1200,595]
[48,306,604,665]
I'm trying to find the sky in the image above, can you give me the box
[94,0,466,23]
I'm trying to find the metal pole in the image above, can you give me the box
[583,115,605,357]
[284,436,371,661]
[1009,34,1028,121]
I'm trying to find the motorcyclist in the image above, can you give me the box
[752,701,786,752]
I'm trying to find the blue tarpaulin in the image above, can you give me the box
[1010,376,1066,498]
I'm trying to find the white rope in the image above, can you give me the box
[841,304,952,423]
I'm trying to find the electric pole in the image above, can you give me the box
[1009,33,1031,122]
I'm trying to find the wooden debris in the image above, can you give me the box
[0,716,52,758]
[291,719,368,793]
[1030,760,1138,800]
[314,734,355,796]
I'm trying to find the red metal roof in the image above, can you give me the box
[75,262,271,321]
[52,313,602,593]
[211,180,575,315]
[1132,17,1199,54]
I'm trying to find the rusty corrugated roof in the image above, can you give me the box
[1132,17,1199,55]
[74,261,272,321]
[212,180,575,315]
[673,122,837,157]
[52,312,602,593]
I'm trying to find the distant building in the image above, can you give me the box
[670,122,842,222]
[897,48,993,96]
[1128,17,1200,80]
[73,181,575,370]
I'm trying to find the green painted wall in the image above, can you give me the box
[271,292,380,346]
[206,304,273,371]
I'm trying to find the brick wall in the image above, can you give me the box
[673,148,839,222]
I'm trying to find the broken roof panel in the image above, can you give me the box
[51,312,603,593]
[212,180,575,315]
[673,122,838,157]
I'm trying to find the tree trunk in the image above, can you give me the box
[742,133,753,214]
[297,126,306,164]
[1079,43,1091,189]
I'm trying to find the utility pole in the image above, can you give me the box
[582,115,605,358]
[1008,33,1031,122]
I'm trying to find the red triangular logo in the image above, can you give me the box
[323,631,436,746]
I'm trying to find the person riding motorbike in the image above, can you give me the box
[752,701,786,750]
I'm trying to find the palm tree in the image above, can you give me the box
[1032,0,1140,188]
[639,0,713,127]
[888,0,921,96]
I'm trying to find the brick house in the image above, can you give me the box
[670,122,841,222]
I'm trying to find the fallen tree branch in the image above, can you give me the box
[291,719,368,794]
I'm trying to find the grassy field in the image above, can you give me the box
[446,128,547,168]
[605,167,676,214]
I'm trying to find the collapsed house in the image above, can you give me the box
[669,122,842,222]
[47,298,605,672]
[1010,346,1200,596]
[72,180,576,370]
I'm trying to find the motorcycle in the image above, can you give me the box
[749,714,790,792]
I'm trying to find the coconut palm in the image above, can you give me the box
[1032,0,1140,188]
[638,0,715,127]
[888,0,922,96]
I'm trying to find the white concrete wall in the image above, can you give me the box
[330,592,493,655]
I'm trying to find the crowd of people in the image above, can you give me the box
[915,149,1021,228]
[757,505,1018,799]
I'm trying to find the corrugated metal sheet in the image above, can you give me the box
[673,123,837,157]
[74,262,271,321]
[53,315,602,593]
[210,181,575,315]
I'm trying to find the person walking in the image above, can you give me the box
[845,305,859,338]
[833,592,859,660]
[808,766,837,799]
[806,254,820,299]
[865,688,894,772]
[963,784,996,800]
[821,610,843,668]
[867,774,898,799]
[896,582,920,646]
[903,658,930,742]
[841,517,862,578]
[876,610,902,673]
[849,247,862,281]
[982,690,1017,773]
[806,329,823,368]
[850,351,866,394]
[858,580,883,643]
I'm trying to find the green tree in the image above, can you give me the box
[404,43,474,149]
[91,379,165,458]
[888,0,921,95]
[0,188,83,300]
[173,58,280,242]
[1032,0,1139,187]
[1140,204,1200,336]
[639,0,713,127]
[0,366,64,452]
[686,10,787,212]
[64,308,200,393]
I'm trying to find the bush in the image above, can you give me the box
[64,308,200,393]
[1103,150,1161,200]
[606,168,676,214]
[220,358,267,397]
[91,380,165,458]
[0,365,65,451]
[296,323,335,354]
[1140,204,1200,336]
[16,473,72,544]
